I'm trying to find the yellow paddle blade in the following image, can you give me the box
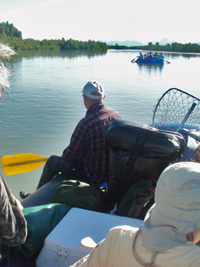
[1,153,49,175]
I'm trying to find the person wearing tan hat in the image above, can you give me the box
[20,81,121,198]
[71,162,200,267]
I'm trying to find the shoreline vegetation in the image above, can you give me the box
[1,22,200,53]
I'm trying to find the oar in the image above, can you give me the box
[1,153,48,175]
[131,56,138,63]
[165,60,170,64]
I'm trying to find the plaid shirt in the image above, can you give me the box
[62,103,121,187]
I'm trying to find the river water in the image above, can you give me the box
[1,49,200,198]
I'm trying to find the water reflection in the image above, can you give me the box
[164,52,200,61]
[134,62,164,74]
[13,49,107,60]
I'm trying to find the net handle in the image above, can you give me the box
[176,102,197,132]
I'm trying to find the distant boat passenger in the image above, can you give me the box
[137,52,143,62]
[144,52,152,62]
[138,52,144,60]
[158,52,164,59]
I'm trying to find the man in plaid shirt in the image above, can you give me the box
[20,81,121,198]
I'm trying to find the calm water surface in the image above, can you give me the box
[1,50,200,198]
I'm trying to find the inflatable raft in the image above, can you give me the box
[133,57,164,64]
[5,88,200,266]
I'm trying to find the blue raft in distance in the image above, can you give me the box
[134,57,164,64]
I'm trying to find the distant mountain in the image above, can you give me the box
[106,40,143,46]
[158,38,175,45]
[105,39,200,47]
[159,38,200,45]
[105,39,177,47]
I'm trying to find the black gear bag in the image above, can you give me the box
[105,119,186,210]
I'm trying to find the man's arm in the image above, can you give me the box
[70,227,126,267]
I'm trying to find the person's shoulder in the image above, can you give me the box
[108,225,139,235]
[77,110,99,128]
[104,106,121,117]
[166,242,200,266]
[74,116,90,131]
[104,225,139,247]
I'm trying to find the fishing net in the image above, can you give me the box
[152,88,200,131]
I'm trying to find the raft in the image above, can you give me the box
[16,119,199,267]
[6,87,200,266]
[133,57,164,64]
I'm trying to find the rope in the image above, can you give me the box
[132,230,159,267]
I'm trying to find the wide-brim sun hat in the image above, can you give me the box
[155,162,200,230]
[141,162,200,251]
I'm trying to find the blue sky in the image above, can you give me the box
[1,0,200,44]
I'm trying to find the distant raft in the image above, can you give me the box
[132,56,164,64]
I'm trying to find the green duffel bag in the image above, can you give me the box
[15,203,71,258]
[50,180,105,212]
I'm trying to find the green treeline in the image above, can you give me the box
[109,41,200,53]
[131,41,200,53]
[0,22,108,51]
[1,22,200,53]
[7,37,108,52]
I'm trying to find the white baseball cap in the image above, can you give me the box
[82,81,105,99]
